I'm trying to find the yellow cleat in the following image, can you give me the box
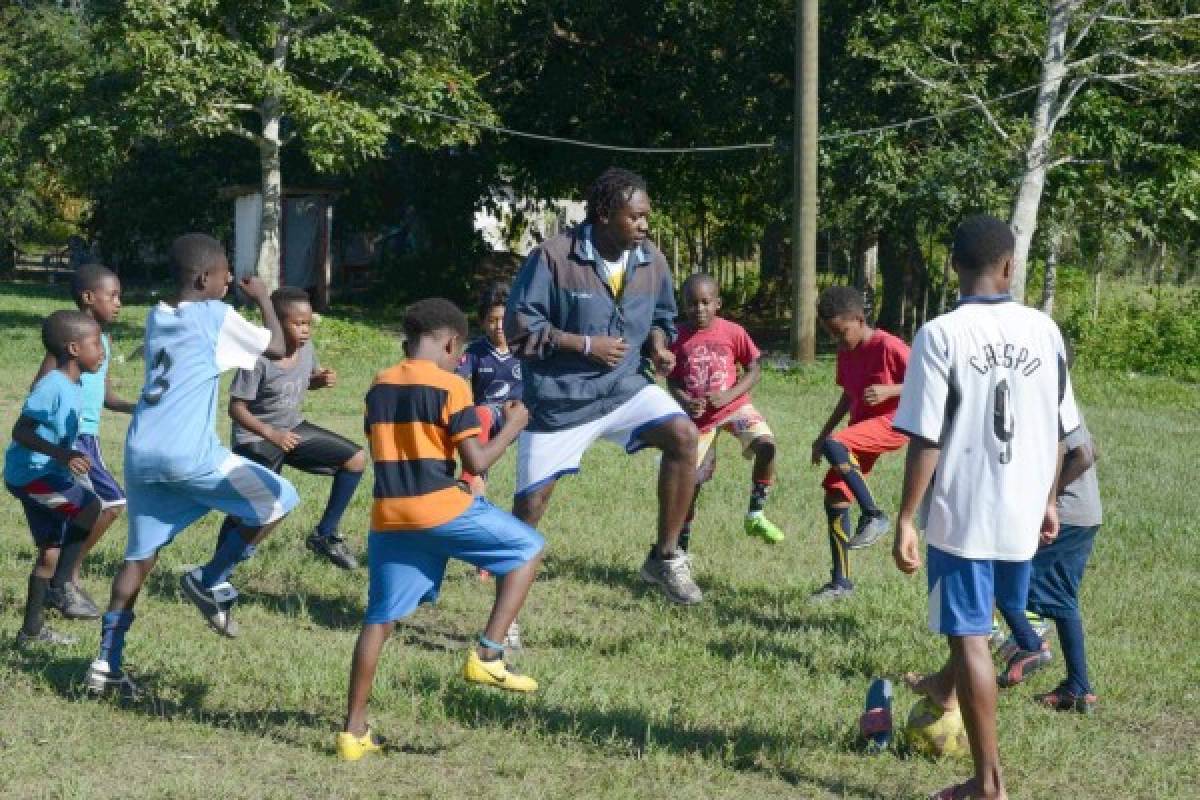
[462,650,538,692]
[336,728,384,761]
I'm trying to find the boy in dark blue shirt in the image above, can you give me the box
[457,282,523,436]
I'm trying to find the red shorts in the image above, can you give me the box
[821,415,908,503]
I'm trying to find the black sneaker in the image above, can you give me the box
[998,643,1053,688]
[306,532,359,570]
[46,582,101,620]
[179,569,240,638]
[85,659,142,701]
[848,511,890,550]
[16,626,78,647]
[810,580,854,603]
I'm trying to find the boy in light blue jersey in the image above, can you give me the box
[85,234,299,699]
[31,264,135,619]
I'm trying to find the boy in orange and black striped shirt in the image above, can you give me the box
[338,298,544,762]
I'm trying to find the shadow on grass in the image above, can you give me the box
[429,680,888,799]
[7,647,453,756]
[80,548,364,632]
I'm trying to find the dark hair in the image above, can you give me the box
[681,272,718,296]
[479,282,510,315]
[70,263,118,305]
[41,310,99,359]
[817,286,865,320]
[585,167,649,223]
[169,233,227,285]
[952,214,1015,274]
[404,297,468,343]
[272,286,312,317]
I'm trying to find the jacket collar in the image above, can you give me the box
[573,224,650,266]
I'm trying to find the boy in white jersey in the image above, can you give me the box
[85,234,299,698]
[892,215,1080,800]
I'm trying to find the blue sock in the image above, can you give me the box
[199,528,256,589]
[99,610,134,672]
[999,603,1043,653]
[1055,613,1091,695]
[316,468,363,539]
[821,438,880,515]
[826,505,852,586]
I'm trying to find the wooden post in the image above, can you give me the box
[790,0,819,363]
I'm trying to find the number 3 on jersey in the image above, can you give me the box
[142,349,172,405]
[992,379,1014,464]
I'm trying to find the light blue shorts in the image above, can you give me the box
[125,451,299,560]
[927,545,1031,637]
[364,497,545,624]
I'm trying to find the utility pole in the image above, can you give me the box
[790,0,818,363]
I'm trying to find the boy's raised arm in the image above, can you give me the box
[457,400,528,475]
[239,276,286,358]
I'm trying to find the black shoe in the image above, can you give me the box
[179,569,240,638]
[848,511,890,550]
[16,626,78,647]
[306,532,359,570]
[85,659,142,701]
[46,582,101,620]
[810,580,854,603]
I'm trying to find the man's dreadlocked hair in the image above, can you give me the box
[585,167,649,224]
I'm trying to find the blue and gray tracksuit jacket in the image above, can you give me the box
[505,225,677,433]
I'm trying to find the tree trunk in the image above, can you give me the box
[256,108,284,292]
[1009,1,1072,304]
[790,0,819,362]
[858,233,879,321]
[1041,228,1062,314]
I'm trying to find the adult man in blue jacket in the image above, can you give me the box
[505,168,701,605]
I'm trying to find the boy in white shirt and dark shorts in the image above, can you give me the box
[892,215,1080,800]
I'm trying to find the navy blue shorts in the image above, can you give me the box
[1027,524,1099,618]
[364,497,544,624]
[76,434,126,509]
[6,474,100,547]
[927,545,1032,637]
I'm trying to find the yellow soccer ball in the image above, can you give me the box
[905,697,970,759]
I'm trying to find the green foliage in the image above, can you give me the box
[1061,283,1200,382]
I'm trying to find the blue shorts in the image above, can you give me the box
[76,434,126,509]
[5,474,100,547]
[364,497,545,624]
[1027,524,1099,618]
[927,545,1032,637]
[125,451,299,560]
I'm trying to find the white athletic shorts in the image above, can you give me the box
[125,451,299,560]
[515,385,687,497]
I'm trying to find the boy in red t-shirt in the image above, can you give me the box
[668,274,785,550]
[809,287,909,601]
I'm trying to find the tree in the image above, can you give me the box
[86,0,498,289]
[862,1,1200,301]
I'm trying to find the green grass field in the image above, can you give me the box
[1,282,1197,799]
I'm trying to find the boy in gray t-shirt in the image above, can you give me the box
[217,287,366,570]
[1022,416,1102,713]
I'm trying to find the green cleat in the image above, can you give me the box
[744,513,786,544]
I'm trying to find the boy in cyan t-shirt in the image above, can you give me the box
[339,298,543,762]
[667,273,785,550]
[30,264,135,619]
[85,234,299,699]
[221,286,365,570]
[5,311,107,646]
